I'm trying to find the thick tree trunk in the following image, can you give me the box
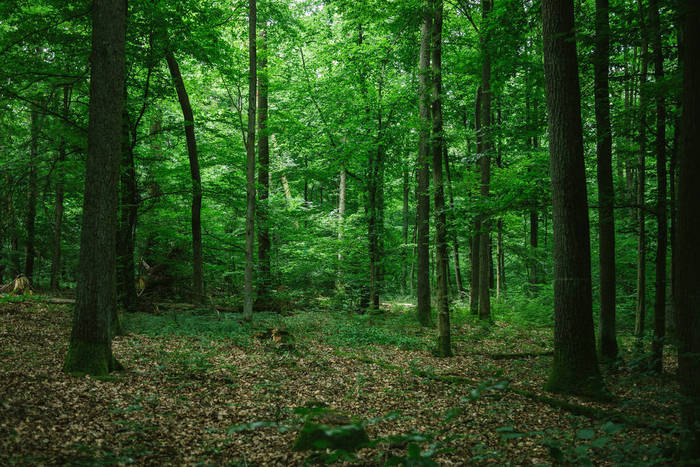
[477,0,492,322]
[50,87,70,291]
[541,0,604,398]
[244,0,257,321]
[676,2,700,458]
[166,52,204,303]
[416,3,432,327]
[257,28,271,304]
[594,0,618,360]
[650,0,666,373]
[24,107,39,282]
[63,0,126,376]
[635,1,649,341]
[431,0,450,357]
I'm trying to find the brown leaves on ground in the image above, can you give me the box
[0,301,679,465]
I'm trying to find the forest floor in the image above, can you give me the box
[0,296,681,466]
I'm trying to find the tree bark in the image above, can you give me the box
[650,0,666,373]
[257,28,271,304]
[594,0,618,360]
[470,87,482,315]
[416,2,432,327]
[63,0,126,376]
[166,51,204,303]
[337,168,347,288]
[676,1,700,458]
[443,145,464,295]
[541,0,605,398]
[244,0,257,321]
[402,167,409,295]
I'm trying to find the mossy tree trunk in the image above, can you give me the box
[63,0,126,376]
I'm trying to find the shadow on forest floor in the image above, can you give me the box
[0,298,681,465]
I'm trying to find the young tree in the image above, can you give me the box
[675,0,700,458]
[244,0,258,321]
[594,0,618,360]
[257,27,272,305]
[166,51,204,303]
[63,0,126,376]
[541,0,605,397]
[24,107,40,282]
[416,1,432,327]
[50,86,71,291]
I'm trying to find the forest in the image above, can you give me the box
[0,0,698,464]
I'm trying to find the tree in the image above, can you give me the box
[432,0,451,357]
[24,106,40,282]
[541,0,604,397]
[50,86,71,291]
[244,0,258,321]
[675,0,700,459]
[594,0,618,360]
[649,0,666,373]
[166,51,204,304]
[416,1,432,327]
[63,0,126,376]
[257,27,272,305]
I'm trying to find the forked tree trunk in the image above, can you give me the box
[166,52,204,303]
[63,0,126,376]
[541,0,605,398]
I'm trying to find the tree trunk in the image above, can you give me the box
[496,218,505,296]
[402,167,409,295]
[676,2,700,458]
[337,168,347,288]
[24,107,39,282]
[50,86,70,291]
[63,0,126,376]
[431,0,450,357]
[635,0,649,342]
[650,0,666,373]
[470,88,481,315]
[416,2,432,327]
[117,107,138,318]
[443,144,464,295]
[594,0,618,360]
[477,0,492,322]
[166,52,204,303]
[257,28,271,304]
[541,0,605,398]
[529,209,539,287]
[244,0,257,321]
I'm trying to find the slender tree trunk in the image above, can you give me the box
[63,0,126,376]
[676,2,700,458]
[594,0,618,360]
[402,167,409,295]
[244,0,257,321]
[416,2,432,327]
[635,0,649,341]
[117,107,138,318]
[257,28,271,304]
[431,0,450,357]
[478,0,493,322]
[470,88,482,315]
[24,107,39,282]
[443,145,464,295]
[166,52,204,303]
[496,219,504,296]
[50,86,70,291]
[529,210,539,287]
[337,168,346,288]
[650,0,666,373]
[541,0,605,398]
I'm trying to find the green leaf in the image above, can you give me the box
[576,428,595,440]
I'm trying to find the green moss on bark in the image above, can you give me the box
[63,339,112,377]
